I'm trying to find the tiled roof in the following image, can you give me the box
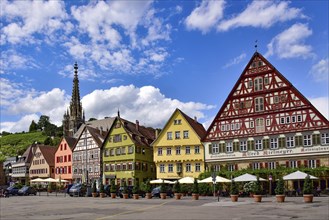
[74,117,115,138]
[63,136,77,149]
[85,126,107,147]
[38,145,57,166]
[179,109,206,139]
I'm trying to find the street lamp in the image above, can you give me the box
[269,175,273,195]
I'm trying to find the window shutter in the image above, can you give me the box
[260,163,264,169]
[220,143,225,153]
[248,141,251,151]
[263,139,269,149]
[248,140,254,151]
[286,161,289,168]
[316,159,320,167]
[265,162,268,168]
[295,136,299,147]
[209,144,212,154]
[312,135,316,145]
[235,164,238,171]
[234,142,239,152]
[276,162,279,168]
[279,137,285,148]
[249,163,252,169]
[304,160,308,167]
[297,160,301,167]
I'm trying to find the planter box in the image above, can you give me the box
[145,193,152,199]
[100,193,106,198]
[253,195,262,202]
[133,194,139,199]
[192,193,199,200]
[123,193,129,199]
[230,195,238,202]
[110,193,116,199]
[276,195,285,203]
[174,193,182,200]
[160,193,167,199]
[92,193,97,198]
[303,194,313,203]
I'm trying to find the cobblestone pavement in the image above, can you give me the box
[1,194,328,220]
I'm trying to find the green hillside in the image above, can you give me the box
[0,131,60,162]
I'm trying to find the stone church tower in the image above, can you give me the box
[63,63,85,137]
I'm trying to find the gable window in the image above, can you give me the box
[303,135,312,146]
[321,133,329,145]
[128,146,134,154]
[113,134,122,143]
[270,138,278,149]
[254,77,263,92]
[255,97,264,112]
[286,116,290,124]
[240,141,247,152]
[175,131,180,139]
[250,121,254,128]
[174,119,181,125]
[297,115,302,122]
[167,132,172,140]
[183,131,189,139]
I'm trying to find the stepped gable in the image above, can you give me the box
[203,52,329,142]
[120,118,155,146]
[38,145,57,166]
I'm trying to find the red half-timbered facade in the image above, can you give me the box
[203,52,329,187]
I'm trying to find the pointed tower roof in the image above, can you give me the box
[203,52,329,142]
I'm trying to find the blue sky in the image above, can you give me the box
[1,0,328,133]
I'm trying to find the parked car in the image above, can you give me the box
[66,184,74,194]
[18,186,37,196]
[6,186,20,196]
[69,183,86,197]
[151,186,173,198]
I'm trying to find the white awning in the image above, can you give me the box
[219,140,225,144]
[296,133,302,136]
[279,134,285,138]
[313,131,320,134]
[263,136,269,139]
[233,139,239,142]
[247,137,254,141]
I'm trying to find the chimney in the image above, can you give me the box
[136,120,139,131]
[155,129,159,138]
[194,116,197,122]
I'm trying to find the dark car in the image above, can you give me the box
[69,183,86,197]
[151,186,173,198]
[18,186,37,196]
[6,186,20,196]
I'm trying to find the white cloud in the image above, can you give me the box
[1,0,68,44]
[223,53,246,68]
[185,0,225,34]
[0,114,40,134]
[0,50,39,73]
[82,85,215,128]
[310,58,329,82]
[218,0,304,31]
[265,23,313,59]
[309,97,329,120]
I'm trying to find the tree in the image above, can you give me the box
[44,137,53,145]
[29,120,38,132]
[38,115,50,130]
[303,174,313,194]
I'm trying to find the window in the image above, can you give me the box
[221,125,226,131]
[256,118,265,133]
[212,143,219,154]
[240,141,247,151]
[264,77,269,85]
[303,135,312,146]
[64,155,67,162]
[270,138,278,149]
[195,163,201,172]
[158,148,163,156]
[166,147,172,155]
[176,146,181,155]
[248,80,253,88]
[308,160,316,168]
[286,116,290,124]
[274,96,279,104]
[168,164,173,173]
[255,97,264,112]
[280,117,285,124]
[286,136,294,148]
[116,148,121,155]
[64,144,67,150]
[254,77,263,91]
[121,147,126,155]
[167,132,172,140]
[175,131,180,139]
[226,142,233,153]
[185,146,191,154]
[297,115,302,122]
[250,121,254,128]
[267,162,276,170]
[105,149,110,157]
[128,146,134,154]
[160,164,165,173]
[321,133,329,144]
[195,146,200,154]
[183,131,189,139]
[252,162,260,170]
[289,160,298,168]
[292,116,296,123]
[213,164,220,172]
[227,164,235,172]
[113,134,122,142]
[176,163,182,172]
[186,163,191,172]
[110,149,114,156]
[255,139,263,150]
[68,155,71,162]
[266,119,270,126]
[60,145,63,151]
[174,119,181,125]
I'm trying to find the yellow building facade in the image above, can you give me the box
[152,109,206,180]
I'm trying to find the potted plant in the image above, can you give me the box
[192,179,199,200]
[110,180,117,198]
[230,179,239,202]
[173,180,182,200]
[160,180,167,199]
[47,183,53,193]
[122,181,129,199]
[141,179,152,199]
[252,176,263,202]
[275,177,285,202]
[92,180,97,198]
[132,182,140,199]
[303,174,313,203]
[99,182,105,198]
